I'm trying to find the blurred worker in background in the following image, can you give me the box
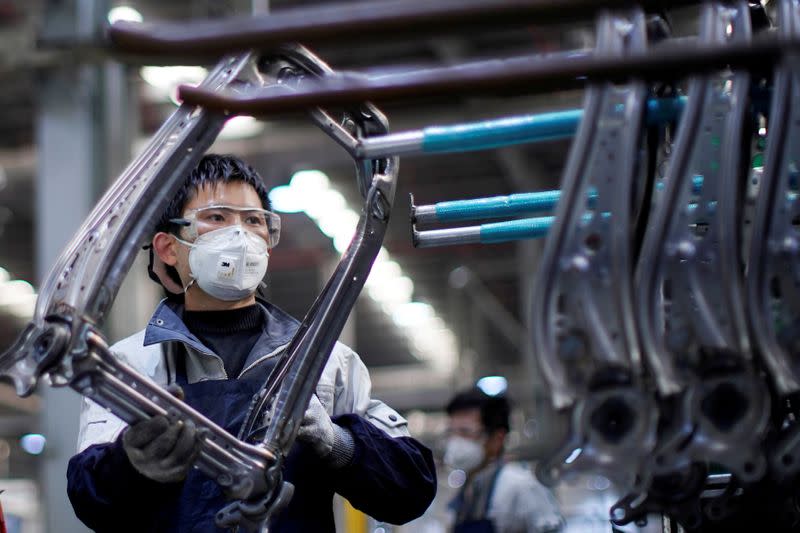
[444,387,564,533]
[66,154,437,532]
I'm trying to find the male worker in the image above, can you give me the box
[67,154,437,532]
[444,387,563,533]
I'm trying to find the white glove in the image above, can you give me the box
[297,394,355,468]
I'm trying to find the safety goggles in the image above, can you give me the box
[170,204,281,248]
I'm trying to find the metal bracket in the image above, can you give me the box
[529,8,657,492]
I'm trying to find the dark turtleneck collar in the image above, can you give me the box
[183,304,263,335]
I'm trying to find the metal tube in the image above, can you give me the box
[107,0,703,56]
[359,130,424,158]
[177,35,790,115]
[413,174,705,225]
[414,191,563,224]
[413,216,554,248]
[361,96,686,159]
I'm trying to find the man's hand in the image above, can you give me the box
[297,394,355,468]
[121,385,201,483]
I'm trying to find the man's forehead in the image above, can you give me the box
[448,408,482,427]
[184,181,263,209]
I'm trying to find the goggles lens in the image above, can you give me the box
[172,205,281,247]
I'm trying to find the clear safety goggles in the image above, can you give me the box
[170,205,281,248]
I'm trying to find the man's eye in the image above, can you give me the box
[246,216,266,225]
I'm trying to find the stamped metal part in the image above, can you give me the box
[746,0,800,484]
[0,52,256,396]
[747,0,800,398]
[530,8,657,491]
[615,3,770,528]
[634,0,769,485]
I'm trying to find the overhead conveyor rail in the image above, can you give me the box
[174,34,793,115]
[107,0,703,56]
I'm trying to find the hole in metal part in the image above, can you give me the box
[590,396,635,444]
[585,233,602,253]
[701,382,749,432]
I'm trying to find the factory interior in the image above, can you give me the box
[0,1,793,532]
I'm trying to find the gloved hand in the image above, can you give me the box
[296,394,355,468]
[122,385,201,483]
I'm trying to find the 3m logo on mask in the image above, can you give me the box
[216,254,238,280]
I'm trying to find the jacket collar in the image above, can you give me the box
[143,297,300,362]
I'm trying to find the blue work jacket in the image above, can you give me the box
[66,298,436,532]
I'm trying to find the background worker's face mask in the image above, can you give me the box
[443,435,486,472]
[178,225,269,301]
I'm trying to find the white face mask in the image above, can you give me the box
[443,436,485,472]
[179,225,269,301]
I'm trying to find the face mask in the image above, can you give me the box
[179,225,269,301]
[443,436,485,472]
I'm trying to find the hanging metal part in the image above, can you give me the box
[0,51,253,397]
[748,0,800,398]
[747,0,800,485]
[634,2,768,489]
[0,51,280,507]
[215,46,397,529]
[530,8,656,492]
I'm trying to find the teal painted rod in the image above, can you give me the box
[479,217,554,243]
[414,214,595,248]
[414,175,704,224]
[420,96,686,154]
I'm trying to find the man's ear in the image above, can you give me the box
[487,429,507,459]
[153,232,179,266]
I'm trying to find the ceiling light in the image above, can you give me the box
[392,301,434,327]
[289,169,330,194]
[108,6,143,24]
[0,280,34,306]
[139,66,207,105]
[218,116,265,140]
[368,276,413,307]
[476,376,508,396]
[283,170,457,372]
[268,185,305,214]
[20,434,46,456]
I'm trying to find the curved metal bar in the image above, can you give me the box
[0,52,256,396]
[744,0,800,486]
[747,0,800,398]
[106,0,703,57]
[176,34,798,115]
[531,8,656,492]
[76,331,275,500]
[616,6,770,528]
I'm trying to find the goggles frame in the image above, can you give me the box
[170,204,281,248]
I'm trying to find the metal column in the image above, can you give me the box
[36,1,114,531]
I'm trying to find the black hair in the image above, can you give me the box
[149,154,271,291]
[155,153,272,235]
[446,387,511,434]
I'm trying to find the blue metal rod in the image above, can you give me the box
[414,175,704,224]
[420,96,686,154]
[414,203,710,248]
